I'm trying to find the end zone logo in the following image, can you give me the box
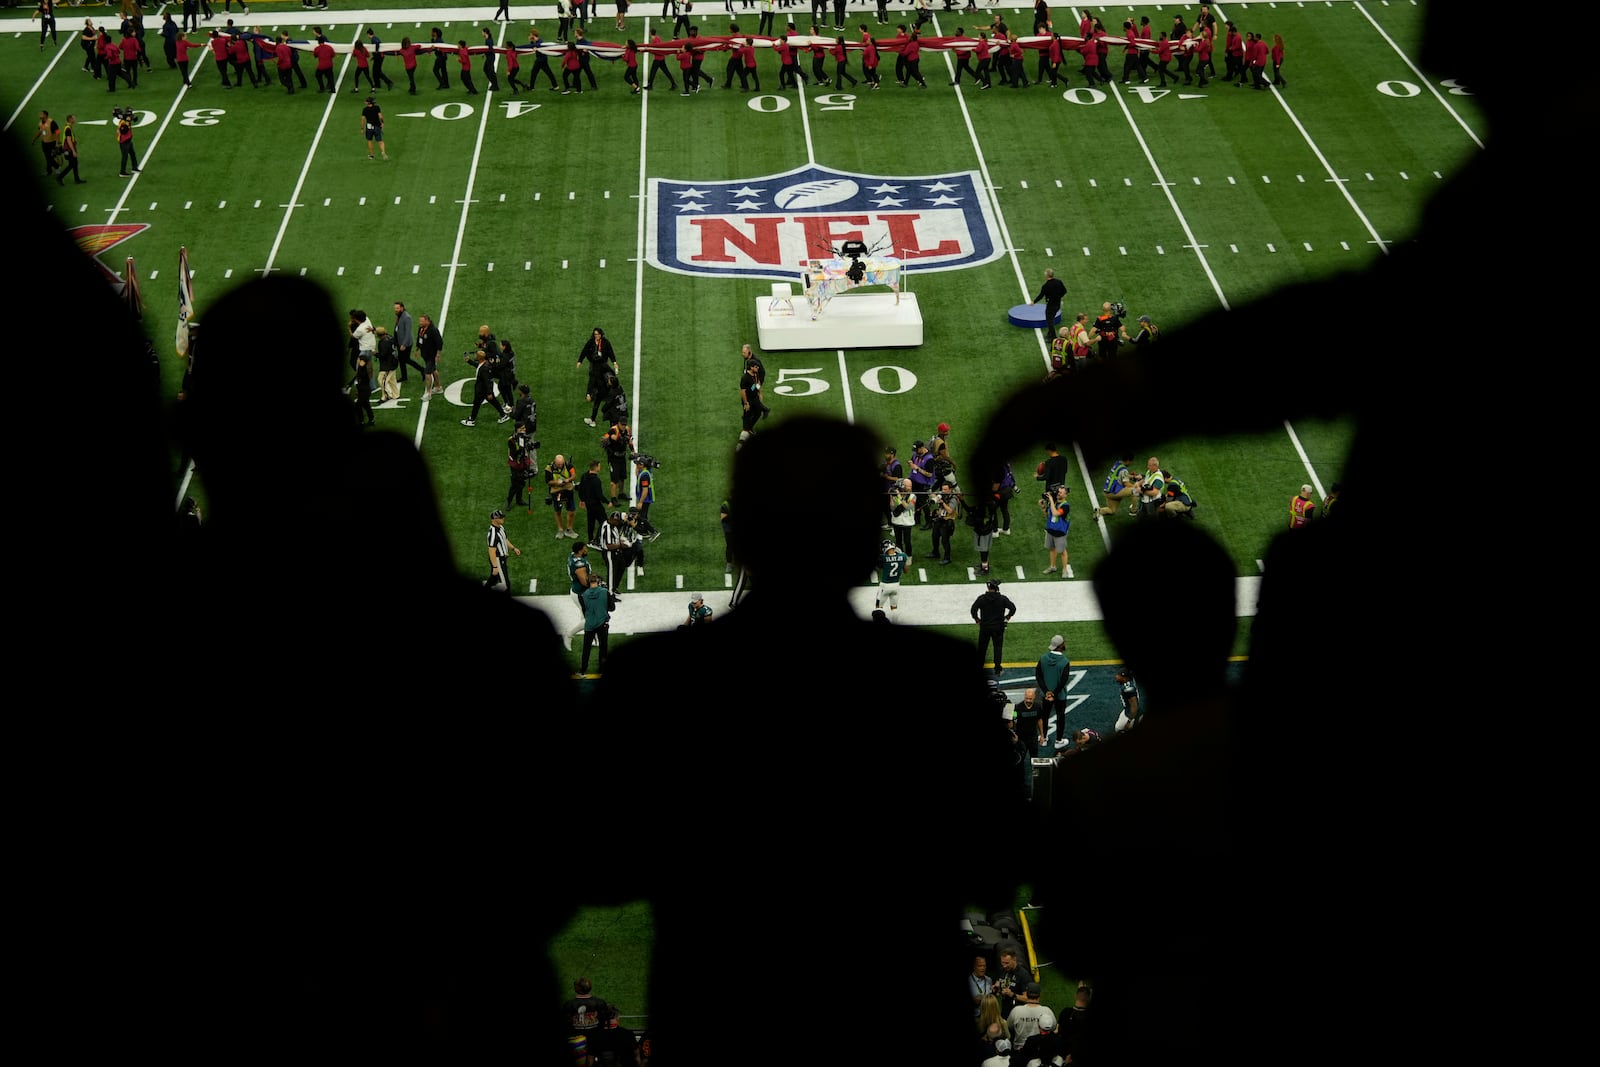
[648,164,1002,280]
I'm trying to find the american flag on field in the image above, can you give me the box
[176,245,195,357]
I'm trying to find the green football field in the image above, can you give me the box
[6,0,1485,1029]
[9,1,1481,667]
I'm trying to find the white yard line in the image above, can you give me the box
[788,47,857,421]
[1354,0,1484,149]
[934,14,1113,553]
[259,31,362,275]
[415,19,506,450]
[628,19,652,502]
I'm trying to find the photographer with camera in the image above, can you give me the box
[962,485,1001,576]
[930,479,958,566]
[600,418,631,507]
[113,106,139,177]
[1041,482,1072,577]
[545,453,579,540]
[505,420,537,510]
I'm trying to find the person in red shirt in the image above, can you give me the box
[830,34,858,88]
[175,32,196,86]
[903,28,927,88]
[1117,18,1141,84]
[809,28,829,88]
[118,30,142,86]
[622,39,640,94]
[1077,31,1099,87]
[1153,31,1174,87]
[1043,30,1064,88]
[1223,21,1243,83]
[103,32,129,92]
[890,24,908,85]
[1194,26,1212,87]
[971,31,991,89]
[739,36,759,91]
[457,39,478,94]
[644,32,675,91]
[273,34,294,93]
[775,35,804,89]
[1174,26,1194,85]
[1247,31,1269,90]
[503,40,522,92]
[1003,30,1024,89]
[312,34,334,92]
[562,40,584,94]
[351,39,372,91]
[860,32,879,89]
[229,32,257,87]
[206,29,231,88]
[674,39,693,95]
[399,36,420,94]
[1093,17,1110,82]
[1271,32,1285,87]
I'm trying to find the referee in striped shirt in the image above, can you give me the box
[486,509,521,590]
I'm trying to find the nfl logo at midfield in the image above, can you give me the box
[648,164,1002,280]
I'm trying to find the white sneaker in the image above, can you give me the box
[460,419,475,427]
[1042,566,1055,574]
[584,417,596,427]
[634,566,643,577]
[1064,565,1075,578]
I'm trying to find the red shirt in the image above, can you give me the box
[831,40,848,62]
[677,46,692,71]
[564,49,582,71]
[208,36,227,61]
[975,38,990,61]
[314,41,334,69]
[1225,30,1242,57]
[104,38,121,65]
[862,39,878,68]
[739,41,755,67]
[230,37,250,63]
[275,42,292,69]
[354,43,369,68]
[1156,39,1172,62]
[120,36,140,63]
[503,44,519,69]
[176,37,193,61]
[401,44,418,70]
[904,38,920,62]
[623,45,638,69]
[458,45,472,71]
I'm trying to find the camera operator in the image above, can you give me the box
[1041,482,1071,577]
[505,419,536,510]
[962,486,1000,576]
[601,418,632,507]
[113,106,139,177]
[930,479,958,565]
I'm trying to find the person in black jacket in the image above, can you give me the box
[970,578,1016,675]
[576,326,617,426]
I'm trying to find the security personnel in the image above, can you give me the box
[970,578,1017,676]
[1289,484,1316,529]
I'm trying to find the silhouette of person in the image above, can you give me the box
[589,414,1027,1060]
[962,9,1557,1062]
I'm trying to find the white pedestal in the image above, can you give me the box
[755,292,924,351]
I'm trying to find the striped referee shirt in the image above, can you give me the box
[487,522,510,560]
